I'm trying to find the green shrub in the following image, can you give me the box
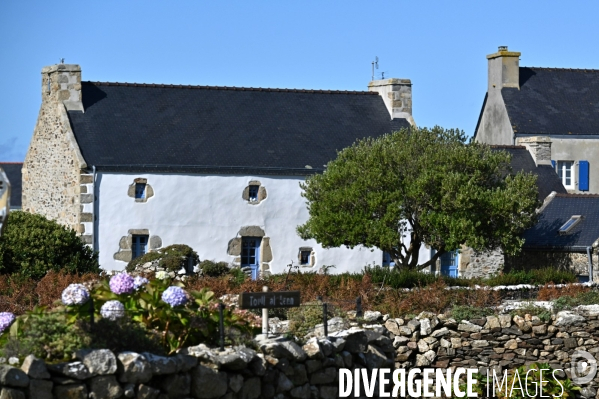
[450,305,494,321]
[1,311,90,362]
[364,266,472,289]
[228,267,247,285]
[126,244,199,273]
[510,302,552,322]
[199,260,230,277]
[553,290,599,312]
[87,318,165,355]
[485,268,576,286]
[287,301,344,338]
[0,212,99,280]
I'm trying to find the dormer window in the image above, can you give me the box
[135,183,146,199]
[248,185,259,202]
[559,215,582,234]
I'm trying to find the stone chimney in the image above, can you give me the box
[517,136,552,166]
[368,78,414,125]
[487,46,521,91]
[41,63,83,112]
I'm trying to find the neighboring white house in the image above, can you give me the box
[22,62,435,275]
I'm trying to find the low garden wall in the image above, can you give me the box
[2,305,599,399]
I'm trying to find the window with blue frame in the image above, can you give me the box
[300,250,311,265]
[135,183,146,199]
[248,185,259,201]
[440,250,458,277]
[132,235,149,259]
[241,237,261,280]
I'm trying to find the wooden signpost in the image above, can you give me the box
[239,287,301,335]
[239,290,301,309]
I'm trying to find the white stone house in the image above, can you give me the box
[22,63,434,276]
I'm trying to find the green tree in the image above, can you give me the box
[297,126,540,271]
[0,211,99,279]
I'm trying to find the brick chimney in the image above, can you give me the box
[368,78,414,125]
[41,62,83,112]
[517,136,552,166]
[487,46,521,91]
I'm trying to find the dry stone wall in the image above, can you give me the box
[3,306,599,398]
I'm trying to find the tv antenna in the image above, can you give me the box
[60,58,65,64]
[371,56,378,81]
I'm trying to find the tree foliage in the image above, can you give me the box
[0,211,99,279]
[297,126,540,270]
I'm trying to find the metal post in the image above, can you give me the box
[356,297,363,318]
[323,303,328,337]
[219,302,225,351]
[262,286,269,336]
[89,297,94,332]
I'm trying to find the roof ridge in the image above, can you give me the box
[490,145,526,149]
[555,193,599,198]
[523,66,599,73]
[82,81,376,95]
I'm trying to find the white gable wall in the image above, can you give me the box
[96,172,401,273]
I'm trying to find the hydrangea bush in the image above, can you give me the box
[61,284,90,306]
[0,313,15,334]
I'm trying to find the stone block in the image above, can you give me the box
[238,226,265,237]
[28,379,53,399]
[20,355,50,379]
[149,235,162,250]
[227,238,242,256]
[80,212,93,222]
[190,365,228,398]
[0,388,25,399]
[80,193,94,203]
[53,383,87,399]
[88,375,123,399]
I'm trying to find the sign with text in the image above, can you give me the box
[239,291,301,309]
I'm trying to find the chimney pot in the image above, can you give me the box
[487,46,521,90]
[498,46,508,51]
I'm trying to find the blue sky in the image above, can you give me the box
[1,1,598,161]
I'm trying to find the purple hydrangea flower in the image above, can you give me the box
[161,286,188,307]
[0,312,16,334]
[61,283,90,306]
[133,276,149,290]
[109,273,135,295]
[100,300,125,321]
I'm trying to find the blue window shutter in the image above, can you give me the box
[551,160,556,169]
[580,160,589,191]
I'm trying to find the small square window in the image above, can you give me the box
[300,250,311,265]
[132,235,149,258]
[248,185,259,201]
[135,183,146,199]
[382,251,395,267]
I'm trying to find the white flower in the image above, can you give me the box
[61,284,90,306]
[100,300,125,321]
[155,271,169,280]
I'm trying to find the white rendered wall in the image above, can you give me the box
[95,172,432,273]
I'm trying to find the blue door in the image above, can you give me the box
[132,235,148,259]
[241,237,261,280]
[440,251,458,277]
[382,251,395,267]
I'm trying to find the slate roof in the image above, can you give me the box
[522,194,599,251]
[490,146,566,200]
[0,162,22,208]
[67,82,410,175]
[503,67,599,135]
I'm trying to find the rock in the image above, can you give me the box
[554,311,585,326]
[289,363,308,386]
[310,367,336,385]
[47,362,90,380]
[319,386,339,399]
[504,339,518,350]
[215,348,257,371]
[141,352,179,375]
[319,339,334,357]
[290,383,311,399]
[440,338,451,348]
[190,365,228,398]
[415,353,431,367]
[363,311,382,322]
[458,321,482,333]
[471,340,489,348]
[116,352,152,384]
[229,374,244,393]
[261,340,306,362]
[393,336,410,348]
[420,318,432,336]
[417,340,429,353]
[397,326,413,336]
[0,388,25,399]
[20,355,50,379]
[431,327,450,338]
[52,383,88,399]
[248,356,267,376]
[329,336,346,353]
[76,349,117,376]
[159,372,191,398]
[302,338,323,359]
[88,375,123,399]
[532,324,547,335]
[7,358,18,366]
[136,384,160,399]
[498,314,512,327]
[450,338,462,348]
[407,319,421,332]
[365,345,387,369]
[123,384,135,398]
[175,353,198,371]
[340,331,368,353]
[385,319,402,335]
[485,316,501,330]
[305,359,322,374]
[314,317,349,336]
[277,373,294,392]
[28,379,53,399]
[240,377,261,399]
